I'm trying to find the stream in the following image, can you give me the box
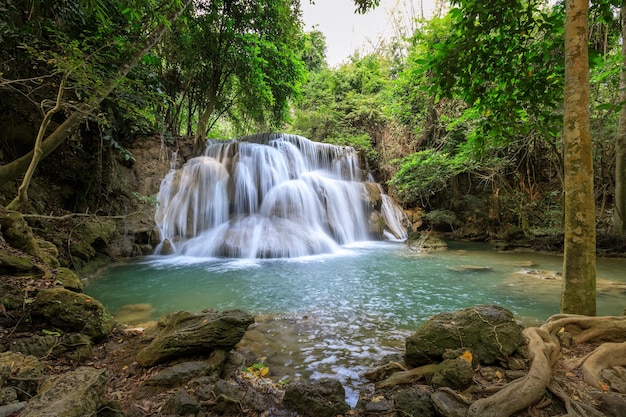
[84,241,626,405]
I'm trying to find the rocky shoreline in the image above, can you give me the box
[2,207,626,416]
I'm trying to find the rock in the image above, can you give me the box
[431,389,469,417]
[601,367,626,394]
[392,386,435,417]
[0,386,18,405]
[589,391,626,417]
[32,288,115,342]
[134,358,221,398]
[431,357,474,390]
[69,220,116,260]
[0,401,26,416]
[405,305,524,367]
[0,251,35,273]
[2,334,57,358]
[20,366,107,417]
[0,352,45,399]
[136,310,254,367]
[114,303,155,324]
[368,211,386,237]
[446,265,492,272]
[283,378,350,417]
[49,333,93,361]
[159,389,201,416]
[0,210,58,266]
[406,232,448,252]
[54,267,84,292]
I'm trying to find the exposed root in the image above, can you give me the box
[579,341,626,390]
[547,379,605,417]
[467,327,557,417]
[374,364,438,390]
[541,314,626,344]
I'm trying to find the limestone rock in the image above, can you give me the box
[20,366,107,417]
[0,352,45,399]
[283,378,350,417]
[159,389,201,416]
[431,357,474,390]
[405,305,524,367]
[33,288,115,341]
[55,267,84,292]
[69,219,116,260]
[392,386,435,417]
[0,251,35,273]
[136,310,254,367]
[406,232,448,252]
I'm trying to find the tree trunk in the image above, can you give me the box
[0,0,192,189]
[614,2,626,235]
[561,0,596,315]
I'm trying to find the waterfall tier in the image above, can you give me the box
[155,133,408,258]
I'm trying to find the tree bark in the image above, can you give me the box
[615,2,626,235]
[561,0,596,315]
[0,0,192,189]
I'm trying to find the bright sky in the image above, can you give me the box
[301,0,442,67]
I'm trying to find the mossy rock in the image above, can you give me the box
[405,305,524,367]
[32,288,115,342]
[283,378,350,417]
[0,210,58,266]
[363,182,383,209]
[136,309,254,367]
[55,267,84,292]
[69,220,116,260]
[0,251,36,273]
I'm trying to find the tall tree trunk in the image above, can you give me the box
[561,0,596,315]
[615,2,626,235]
[0,0,192,189]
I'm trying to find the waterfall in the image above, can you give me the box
[155,133,408,258]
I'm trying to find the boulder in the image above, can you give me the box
[32,288,115,341]
[136,310,254,367]
[431,357,474,390]
[392,386,435,417]
[283,378,350,417]
[20,366,107,417]
[0,352,45,399]
[160,389,201,416]
[405,305,524,367]
[406,232,448,252]
[54,267,84,292]
[69,220,116,260]
[0,251,36,273]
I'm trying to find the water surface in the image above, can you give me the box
[85,241,626,404]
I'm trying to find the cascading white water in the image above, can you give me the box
[155,133,408,258]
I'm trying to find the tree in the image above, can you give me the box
[615,1,626,234]
[561,0,596,315]
[162,0,305,145]
[0,0,192,194]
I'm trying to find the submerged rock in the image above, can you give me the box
[283,378,350,417]
[136,309,254,367]
[405,305,524,367]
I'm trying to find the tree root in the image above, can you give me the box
[541,314,626,344]
[467,327,558,417]
[460,314,626,417]
[547,379,605,417]
[374,364,438,390]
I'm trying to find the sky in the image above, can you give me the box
[300,0,442,67]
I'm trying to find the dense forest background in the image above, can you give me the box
[1,0,625,251]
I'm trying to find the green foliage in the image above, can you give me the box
[416,0,565,148]
[390,149,471,205]
[324,134,377,161]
